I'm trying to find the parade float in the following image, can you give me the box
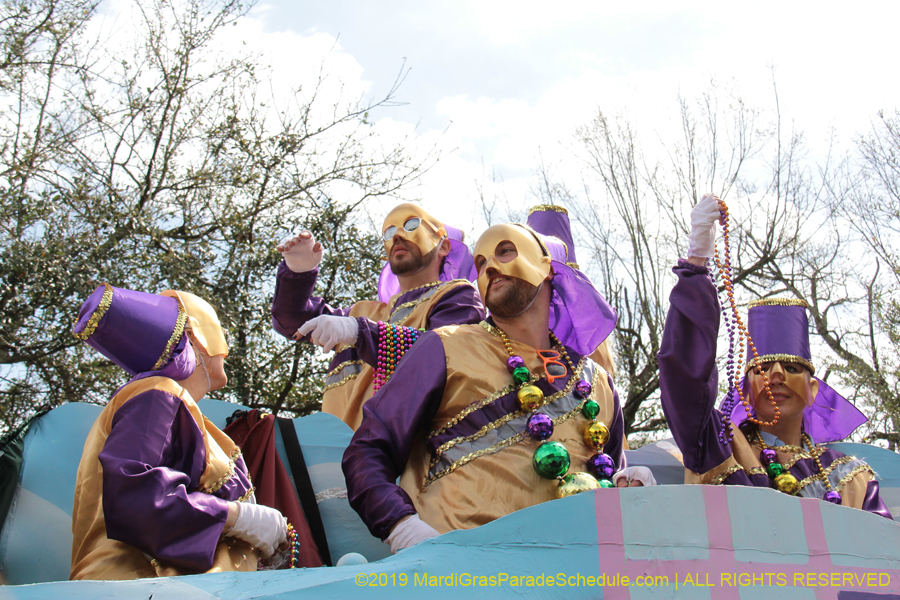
[1,399,899,599]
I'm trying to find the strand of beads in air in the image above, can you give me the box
[711,199,778,440]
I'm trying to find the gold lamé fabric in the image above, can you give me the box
[399,323,616,534]
[687,428,875,510]
[321,280,470,431]
[160,290,229,357]
[589,339,616,375]
[70,376,256,580]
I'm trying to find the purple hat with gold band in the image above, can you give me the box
[73,283,195,380]
[521,205,616,357]
[527,205,580,269]
[377,223,477,303]
[725,297,867,443]
[744,298,815,374]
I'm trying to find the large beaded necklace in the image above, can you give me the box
[712,200,779,443]
[494,325,616,498]
[755,431,842,504]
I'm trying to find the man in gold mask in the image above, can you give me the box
[658,194,891,518]
[343,221,624,553]
[272,203,484,430]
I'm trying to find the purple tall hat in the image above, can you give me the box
[377,223,477,302]
[527,205,580,269]
[73,283,196,382]
[525,204,617,357]
[726,298,867,443]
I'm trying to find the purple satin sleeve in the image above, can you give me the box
[423,283,485,329]
[342,332,447,540]
[658,262,732,474]
[99,390,231,572]
[271,261,351,339]
[354,317,380,367]
[861,479,894,520]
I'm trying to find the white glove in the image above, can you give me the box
[226,502,288,559]
[295,315,359,351]
[687,194,722,259]
[278,231,323,273]
[385,514,440,554]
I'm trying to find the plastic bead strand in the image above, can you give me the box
[373,322,421,391]
[712,201,779,436]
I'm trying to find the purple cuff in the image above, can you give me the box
[271,262,351,339]
[676,258,711,275]
[861,479,894,520]
[355,317,379,366]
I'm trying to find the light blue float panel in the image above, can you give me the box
[3,401,900,599]
[3,487,900,599]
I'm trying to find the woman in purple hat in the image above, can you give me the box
[70,286,289,580]
[658,195,891,518]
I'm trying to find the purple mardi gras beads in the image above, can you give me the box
[507,355,525,373]
[824,490,842,504]
[526,413,554,441]
[759,448,778,466]
[587,453,616,480]
[574,379,592,399]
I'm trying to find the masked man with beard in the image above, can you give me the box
[342,221,625,553]
[658,194,891,518]
[271,204,484,430]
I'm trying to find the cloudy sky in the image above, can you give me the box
[227,1,900,235]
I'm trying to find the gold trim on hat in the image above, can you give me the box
[745,353,815,375]
[748,298,809,309]
[152,306,188,371]
[528,204,569,216]
[566,261,580,269]
[73,283,114,341]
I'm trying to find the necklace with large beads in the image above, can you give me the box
[495,326,616,498]
[756,431,841,503]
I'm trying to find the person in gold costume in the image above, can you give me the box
[70,286,288,580]
[658,194,891,518]
[343,217,625,553]
[271,203,484,430]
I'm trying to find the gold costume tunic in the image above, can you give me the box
[396,323,625,534]
[71,377,257,580]
[322,279,474,430]
[689,428,878,511]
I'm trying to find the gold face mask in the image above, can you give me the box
[382,203,446,256]
[161,290,229,358]
[748,361,819,408]
[473,224,552,300]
